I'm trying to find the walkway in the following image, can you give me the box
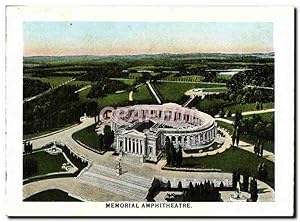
[244,85,274,90]
[146,81,162,104]
[25,117,274,202]
[214,108,274,118]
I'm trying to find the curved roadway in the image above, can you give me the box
[26,117,274,202]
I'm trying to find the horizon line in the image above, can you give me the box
[23,51,275,58]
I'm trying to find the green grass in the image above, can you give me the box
[165,74,205,82]
[79,84,155,108]
[23,123,76,140]
[224,103,274,113]
[72,124,100,150]
[182,146,274,188]
[24,189,82,202]
[226,112,274,123]
[154,82,227,103]
[68,80,91,87]
[133,84,155,101]
[23,151,67,179]
[202,87,228,93]
[216,120,274,153]
[26,76,73,88]
[119,79,136,86]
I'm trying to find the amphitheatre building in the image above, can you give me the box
[108,103,217,162]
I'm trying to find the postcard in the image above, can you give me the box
[5,5,295,217]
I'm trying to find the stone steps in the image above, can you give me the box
[77,164,152,201]
[121,153,144,166]
[88,164,152,188]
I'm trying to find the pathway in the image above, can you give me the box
[146,81,162,104]
[214,108,274,118]
[244,85,274,90]
[25,116,274,202]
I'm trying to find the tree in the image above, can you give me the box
[250,178,258,202]
[167,180,171,189]
[171,143,177,166]
[99,134,104,151]
[176,145,183,167]
[232,171,238,189]
[232,128,236,146]
[178,181,183,190]
[165,138,171,165]
[103,125,113,150]
[236,126,241,147]
[226,110,232,118]
[219,181,224,190]
[243,174,249,192]
[257,163,268,180]
[255,101,260,110]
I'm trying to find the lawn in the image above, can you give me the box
[202,87,228,93]
[26,76,73,88]
[24,189,81,202]
[164,74,205,82]
[23,151,67,179]
[133,84,156,102]
[23,123,76,140]
[72,124,100,150]
[182,146,274,188]
[154,82,227,103]
[216,120,274,153]
[224,102,274,113]
[79,84,155,109]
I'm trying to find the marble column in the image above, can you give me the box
[135,140,140,154]
[142,141,146,155]
[130,138,133,153]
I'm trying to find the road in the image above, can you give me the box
[244,85,274,90]
[146,81,162,104]
[25,117,274,201]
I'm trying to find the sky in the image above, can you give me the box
[23,22,273,56]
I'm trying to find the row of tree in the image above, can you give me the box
[182,181,220,202]
[23,85,101,135]
[23,78,51,99]
[24,141,33,154]
[87,78,127,98]
[232,171,259,202]
[165,137,183,167]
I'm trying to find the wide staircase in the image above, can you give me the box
[77,164,152,201]
[121,153,144,166]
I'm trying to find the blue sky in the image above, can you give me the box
[24,22,273,56]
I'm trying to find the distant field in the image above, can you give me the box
[25,76,73,88]
[79,84,155,108]
[164,74,205,82]
[133,84,155,101]
[224,103,274,113]
[202,87,228,93]
[154,82,228,103]
[226,112,274,123]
